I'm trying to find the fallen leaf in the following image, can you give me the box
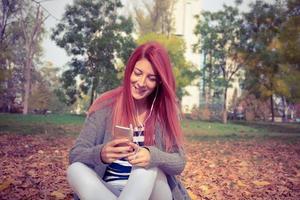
[38,150,44,154]
[209,163,216,168]
[187,190,198,200]
[252,180,271,187]
[27,169,36,177]
[0,179,14,191]
[200,185,210,195]
[237,180,247,187]
[238,161,248,167]
[50,191,66,199]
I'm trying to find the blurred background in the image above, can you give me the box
[0,0,299,124]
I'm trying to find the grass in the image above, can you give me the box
[0,113,85,136]
[182,119,300,141]
[0,113,299,141]
[0,113,85,124]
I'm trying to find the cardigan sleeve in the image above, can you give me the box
[145,145,186,175]
[144,124,186,175]
[69,108,109,169]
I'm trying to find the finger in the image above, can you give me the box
[111,146,134,153]
[127,153,140,161]
[107,153,131,161]
[129,158,148,167]
[127,142,140,152]
[134,162,148,168]
[109,138,131,146]
[128,153,144,163]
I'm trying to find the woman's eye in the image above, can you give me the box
[148,77,157,82]
[134,71,142,76]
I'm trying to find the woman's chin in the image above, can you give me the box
[132,93,147,101]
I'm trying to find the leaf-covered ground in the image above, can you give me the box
[0,133,300,200]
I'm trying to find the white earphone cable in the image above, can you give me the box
[136,86,159,127]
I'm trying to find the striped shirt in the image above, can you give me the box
[102,127,144,190]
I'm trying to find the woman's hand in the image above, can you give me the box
[100,138,134,164]
[127,143,151,168]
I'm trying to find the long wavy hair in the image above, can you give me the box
[88,42,183,151]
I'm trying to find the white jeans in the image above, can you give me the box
[67,162,172,200]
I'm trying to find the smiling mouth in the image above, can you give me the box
[133,86,147,95]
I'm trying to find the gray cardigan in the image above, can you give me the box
[69,105,191,200]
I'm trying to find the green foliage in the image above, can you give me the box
[137,33,199,101]
[278,16,300,64]
[29,82,51,112]
[237,1,287,121]
[240,0,299,104]
[39,62,71,113]
[277,5,300,103]
[28,67,70,114]
[51,0,135,105]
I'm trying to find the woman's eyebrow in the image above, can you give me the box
[149,74,158,78]
[134,67,142,72]
[135,67,157,76]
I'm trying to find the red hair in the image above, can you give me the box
[88,42,183,151]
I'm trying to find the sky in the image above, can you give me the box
[40,0,263,68]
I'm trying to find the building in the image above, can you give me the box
[173,0,202,113]
[173,0,244,114]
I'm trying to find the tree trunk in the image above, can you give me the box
[270,94,274,122]
[23,59,32,114]
[281,96,287,122]
[222,87,228,124]
[208,51,213,105]
[202,52,206,106]
[89,77,95,106]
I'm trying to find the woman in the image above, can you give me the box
[67,42,191,200]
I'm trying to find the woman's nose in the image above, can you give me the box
[137,76,146,87]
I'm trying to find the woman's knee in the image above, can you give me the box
[149,168,172,200]
[67,162,85,179]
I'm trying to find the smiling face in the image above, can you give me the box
[130,58,159,102]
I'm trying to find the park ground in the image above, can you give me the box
[0,114,300,200]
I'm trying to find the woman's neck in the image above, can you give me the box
[134,99,149,126]
[134,99,148,113]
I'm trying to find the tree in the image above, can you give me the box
[240,0,288,122]
[39,61,60,89]
[137,33,199,103]
[194,11,221,109]
[134,0,175,35]
[28,72,53,113]
[274,0,300,121]
[51,0,135,106]
[194,3,245,124]
[0,0,45,114]
[38,62,71,113]
[0,0,22,112]
[20,2,46,114]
